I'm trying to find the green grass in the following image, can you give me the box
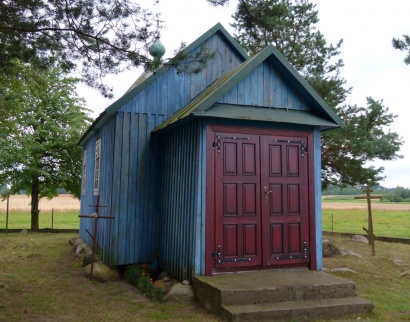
[323,209,410,238]
[322,194,410,204]
[0,211,79,229]
[0,233,220,322]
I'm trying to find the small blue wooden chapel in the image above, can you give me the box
[78,23,343,280]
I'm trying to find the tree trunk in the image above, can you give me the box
[31,178,40,231]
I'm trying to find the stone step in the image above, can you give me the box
[194,270,357,309]
[220,296,374,322]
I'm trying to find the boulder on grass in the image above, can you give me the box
[75,243,88,254]
[322,240,342,257]
[72,239,85,252]
[82,253,101,267]
[69,237,79,245]
[351,235,368,244]
[163,283,194,303]
[84,263,115,283]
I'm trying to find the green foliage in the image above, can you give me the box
[0,1,217,97]
[231,0,349,108]
[0,61,92,230]
[392,34,410,66]
[322,185,363,195]
[322,98,403,188]
[230,0,403,188]
[382,186,410,203]
[124,265,163,302]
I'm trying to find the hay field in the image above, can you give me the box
[0,194,80,212]
[322,201,410,211]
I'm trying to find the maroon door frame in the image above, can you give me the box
[205,124,317,276]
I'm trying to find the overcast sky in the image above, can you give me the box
[78,0,410,189]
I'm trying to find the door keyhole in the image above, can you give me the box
[264,186,272,202]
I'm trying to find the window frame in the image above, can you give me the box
[93,139,101,196]
[81,150,87,195]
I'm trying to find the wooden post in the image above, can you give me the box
[6,196,9,235]
[79,196,114,281]
[354,185,382,256]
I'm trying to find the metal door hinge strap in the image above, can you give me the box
[213,135,250,153]
[303,241,311,259]
[276,255,303,260]
[274,139,308,157]
[215,244,251,263]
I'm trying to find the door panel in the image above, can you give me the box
[214,131,310,269]
[261,136,309,266]
[215,133,261,268]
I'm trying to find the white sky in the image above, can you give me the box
[77,0,410,189]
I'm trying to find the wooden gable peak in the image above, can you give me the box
[154,44,344,131]
[78,23,248,147]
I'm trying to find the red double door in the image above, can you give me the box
[213,130,311,270]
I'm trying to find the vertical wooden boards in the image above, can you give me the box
[110,112,124,266]
[313,127,321,270]
[159,120,205,281]
[79,117,116,265]
[118,31,245,118]
[219,61,311,111]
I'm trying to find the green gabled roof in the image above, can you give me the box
[193,104,340,129]
[78,23,249,146]
[153,44,344,132]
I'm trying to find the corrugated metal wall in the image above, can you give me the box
[218,61,310,110]
[159,120,207,281]
[80,116,116,263]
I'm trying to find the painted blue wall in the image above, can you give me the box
[218,61,310,110]
[80,30,246,267]
[158,119,207,281]
[119,32,246,117]
[314,127,322,270]
[79,116,116,263]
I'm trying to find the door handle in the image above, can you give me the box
[264,186,272,202]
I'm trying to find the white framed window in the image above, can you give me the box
[93,139,101,195]
[81,150,87,195]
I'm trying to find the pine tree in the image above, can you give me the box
[230,0,403,188]
[0,0,214,98]
[393,35,410,66]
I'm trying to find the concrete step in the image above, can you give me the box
[194,270,357,309]
[221,296,374,322]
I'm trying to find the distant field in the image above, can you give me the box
[0,195,80,229]
[322,195,410,211]
[0,194,80,212]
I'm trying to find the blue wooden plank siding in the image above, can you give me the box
[314,127,322,270]
[79,116,116,264]
[109,111,165,266]
[217,61,310,111]
[118,32,245,118]
[159,119,207,281]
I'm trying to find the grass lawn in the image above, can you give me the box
[1,232,410,321]
[322,234,410,321]
[322,209,410,238]
[0,211,79,230]
[0,233,220,322]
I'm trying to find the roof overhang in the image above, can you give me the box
[195,104,339,129]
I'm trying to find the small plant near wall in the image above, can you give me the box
[124,265,164,303]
